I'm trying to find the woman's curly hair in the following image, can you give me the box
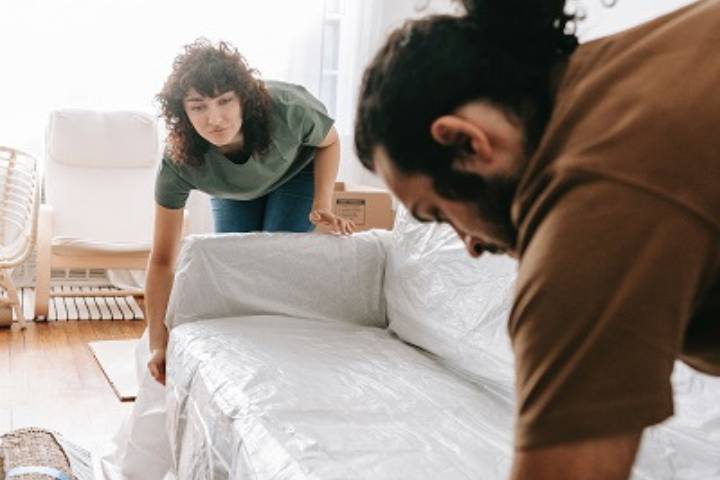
[355,1,578,202]
[157,39,272,166]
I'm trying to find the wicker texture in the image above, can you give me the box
[0,427,73,479]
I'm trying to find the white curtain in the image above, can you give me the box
[334,0,458,188]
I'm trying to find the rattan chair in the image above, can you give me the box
[0,146,41,329]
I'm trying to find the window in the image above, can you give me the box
[319,0,345,118]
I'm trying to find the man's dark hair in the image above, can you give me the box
[157,39,272,166]
[354,1,577,202]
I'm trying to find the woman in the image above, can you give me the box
[147,39,353,384]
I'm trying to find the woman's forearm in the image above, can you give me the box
[312,138,341,210]
[145,260,175,351]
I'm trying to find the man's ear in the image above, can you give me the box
[430,115,494,175]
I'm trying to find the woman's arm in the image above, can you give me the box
[146,204,184,385]
[312,126,340,211]
[310,126,354,234]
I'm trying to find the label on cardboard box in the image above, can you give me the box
[335,198,366,225]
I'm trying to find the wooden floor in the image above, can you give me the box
[0,320,146,467]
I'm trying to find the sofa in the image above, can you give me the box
[105,207,720,479]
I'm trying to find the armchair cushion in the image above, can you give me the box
[46,109,158,168]
[43,109,159,243]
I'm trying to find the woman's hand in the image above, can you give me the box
[309,208,355,235]
[147,348,167,385]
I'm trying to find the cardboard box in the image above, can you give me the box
[316,182,395,232]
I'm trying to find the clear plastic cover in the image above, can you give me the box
[103,213,720,479]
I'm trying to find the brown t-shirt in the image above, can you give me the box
[510,0,720,449]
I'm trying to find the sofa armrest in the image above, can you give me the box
[165,230,391,330]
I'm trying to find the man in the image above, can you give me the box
[354,1,719,478]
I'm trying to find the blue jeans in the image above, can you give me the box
[211,163,314,233]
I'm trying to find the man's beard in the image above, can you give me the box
[468,108,546,254]
[428,108,545,255]
[468,173,518,254]
[433,169,519,254]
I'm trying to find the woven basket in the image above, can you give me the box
[0,427,75,479]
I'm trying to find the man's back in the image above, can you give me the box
[510,0,720,449]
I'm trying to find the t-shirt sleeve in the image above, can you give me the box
[511,176,718,450]
[154,156,193,209]
[284,86,335,147]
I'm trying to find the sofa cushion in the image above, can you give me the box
[166,316,515,480]
[384,206,518,385]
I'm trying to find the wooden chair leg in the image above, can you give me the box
[0,270,27,329]
[34,204,53,319]
[0,270,12,328]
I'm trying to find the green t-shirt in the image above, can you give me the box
[155,80,335,209]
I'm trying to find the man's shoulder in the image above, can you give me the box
[523,1,720,233]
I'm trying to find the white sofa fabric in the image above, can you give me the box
[106,207,720,479]
[166,231,390,331]
[384,207,517,388]
[168,316,514,479]
[163,225,518,479]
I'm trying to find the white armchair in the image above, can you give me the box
[35,109,160,319]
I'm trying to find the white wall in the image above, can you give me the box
[577,0,699,41]
[379,0,458,34]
